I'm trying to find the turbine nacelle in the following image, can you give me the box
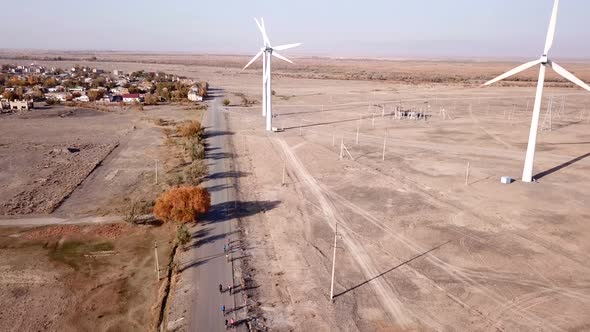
[482,0,588,92]
[243,18,301,71]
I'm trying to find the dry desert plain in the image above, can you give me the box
[1,52,590,331]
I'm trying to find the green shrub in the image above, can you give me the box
[186,139,206,161]
[123,200,152,224]
[144,93,159,105]
[223,99,230,106]
[45,98,59,106]
[177,224,191,247]
[184,160,208,185]
[167,173,184,187]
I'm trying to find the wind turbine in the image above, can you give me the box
[243,18,301,131]
[482,0,590,183]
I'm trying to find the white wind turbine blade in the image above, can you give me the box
[272,52,293,64]
[549,60,590,92]
[273,43,302,51]
[544,0,560,54]
[481,59,542,87]
[243,50,263,70]
[254,18,270,47]
[258,18,271,47]
[254,17,262,30]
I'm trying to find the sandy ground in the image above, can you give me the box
[218,76,590,330]
[0,223,175,332]
[1,53,590,330]
[0,99,202,330]
[0,104,202,217]
[0,107,121,215]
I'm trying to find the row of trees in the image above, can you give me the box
[153,118,210,247]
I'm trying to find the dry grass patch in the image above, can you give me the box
[184,160,208,185]
[176,120,203,138]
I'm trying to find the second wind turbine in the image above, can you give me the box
[482,0,590,183]
[243,18,301,131]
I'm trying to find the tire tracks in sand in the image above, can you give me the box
[277,137,575,332]
[277,138,417,330]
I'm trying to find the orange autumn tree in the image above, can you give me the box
[153,186,211,223]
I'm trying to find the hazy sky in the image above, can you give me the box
[3,0,590,59]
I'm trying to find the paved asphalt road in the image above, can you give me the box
[187,96,241,331]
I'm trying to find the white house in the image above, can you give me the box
[122,94,141,103]
[188,90,203,102]
[10,100,33,111]
[74,95,90,102]
[45,92,68,102]
[48,86,65,93]
[111,86,129,95]
[69,86,84,93]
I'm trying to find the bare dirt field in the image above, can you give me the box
[0,96,203,330]
[0,222,175,332]
[225,81,590,331]
[0,104,202,217]
[2,52,590,331]
[0,107,120,215]
[215,65,590,330]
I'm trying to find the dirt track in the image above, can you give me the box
[278,138,413,328]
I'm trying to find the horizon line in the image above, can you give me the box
[1,48,590,63]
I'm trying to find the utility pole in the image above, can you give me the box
[332,130,335,147]
[465,162,470,186]
[330,223,339,302]
[154,241,160,281]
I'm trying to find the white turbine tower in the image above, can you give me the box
[482,0,590,183]
[243,18,301,131]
